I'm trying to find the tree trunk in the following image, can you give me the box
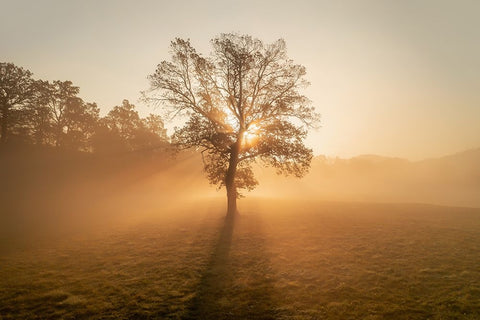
[225,141,240,217]
[226,181,237,216]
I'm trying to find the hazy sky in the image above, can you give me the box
[2,0,479,160]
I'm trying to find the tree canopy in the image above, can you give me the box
[0,63,36,143]
[93,99,168,153]
[1,62,168,154]
[146,33,319,214]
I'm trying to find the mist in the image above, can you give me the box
[2,8,480,315]
[255,148,480,208]
[2,143,480,319]
[2,144,479,245]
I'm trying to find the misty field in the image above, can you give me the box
[3,1,480,318]
[2,197,479,319]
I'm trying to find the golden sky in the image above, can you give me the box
[2,0,479,160]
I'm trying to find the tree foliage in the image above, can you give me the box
[93,100,168,153]
[32,80,99,149]
[0,62,36,143]
[1,62,168,154]
[146,34,319,213]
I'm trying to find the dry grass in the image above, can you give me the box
[244,200,480,319]
[1,204,222,319]
[1,199,480,319]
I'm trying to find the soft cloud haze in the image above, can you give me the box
[2,0,479,160]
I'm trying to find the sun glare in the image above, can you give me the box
[241,124,260,148]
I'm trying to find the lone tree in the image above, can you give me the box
[147,34,319,215]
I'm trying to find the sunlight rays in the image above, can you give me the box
[241,123,260,149]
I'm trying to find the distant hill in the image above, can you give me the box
[254,148,480,208]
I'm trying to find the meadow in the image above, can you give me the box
[2,197,479,319]
[2,2,480,318]
[1,149,480,319]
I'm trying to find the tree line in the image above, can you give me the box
[0,62,168,153]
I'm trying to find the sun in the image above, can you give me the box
[241,123,260,148]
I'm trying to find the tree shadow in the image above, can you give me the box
[183,212,280,320]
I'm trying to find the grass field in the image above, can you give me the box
[1,197,479,319]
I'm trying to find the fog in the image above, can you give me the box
[2,146,479,246]
[255,148,480,208]
[2,146,480,319]
[0,147,215,246]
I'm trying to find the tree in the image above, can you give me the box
[62,100,100,151]
[27,85,52,145]
[0,62,36,144]
[146,34,319,215]
[93,100,168,153]
[31,80,83,147]
[21,80,99,150]
[143,114,168,142]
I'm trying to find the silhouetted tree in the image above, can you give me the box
[146,34,319,215]
[29,80,99,150]
[44,80,80,147]
[93,100,168,153]
[143,114,168,142]
[27,84,52,145]
[103,100,142,148]
[0,63,36,144]
[62,100,100,151]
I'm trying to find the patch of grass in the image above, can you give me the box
[1,200,480,319]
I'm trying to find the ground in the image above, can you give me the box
[1,198,479,319]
